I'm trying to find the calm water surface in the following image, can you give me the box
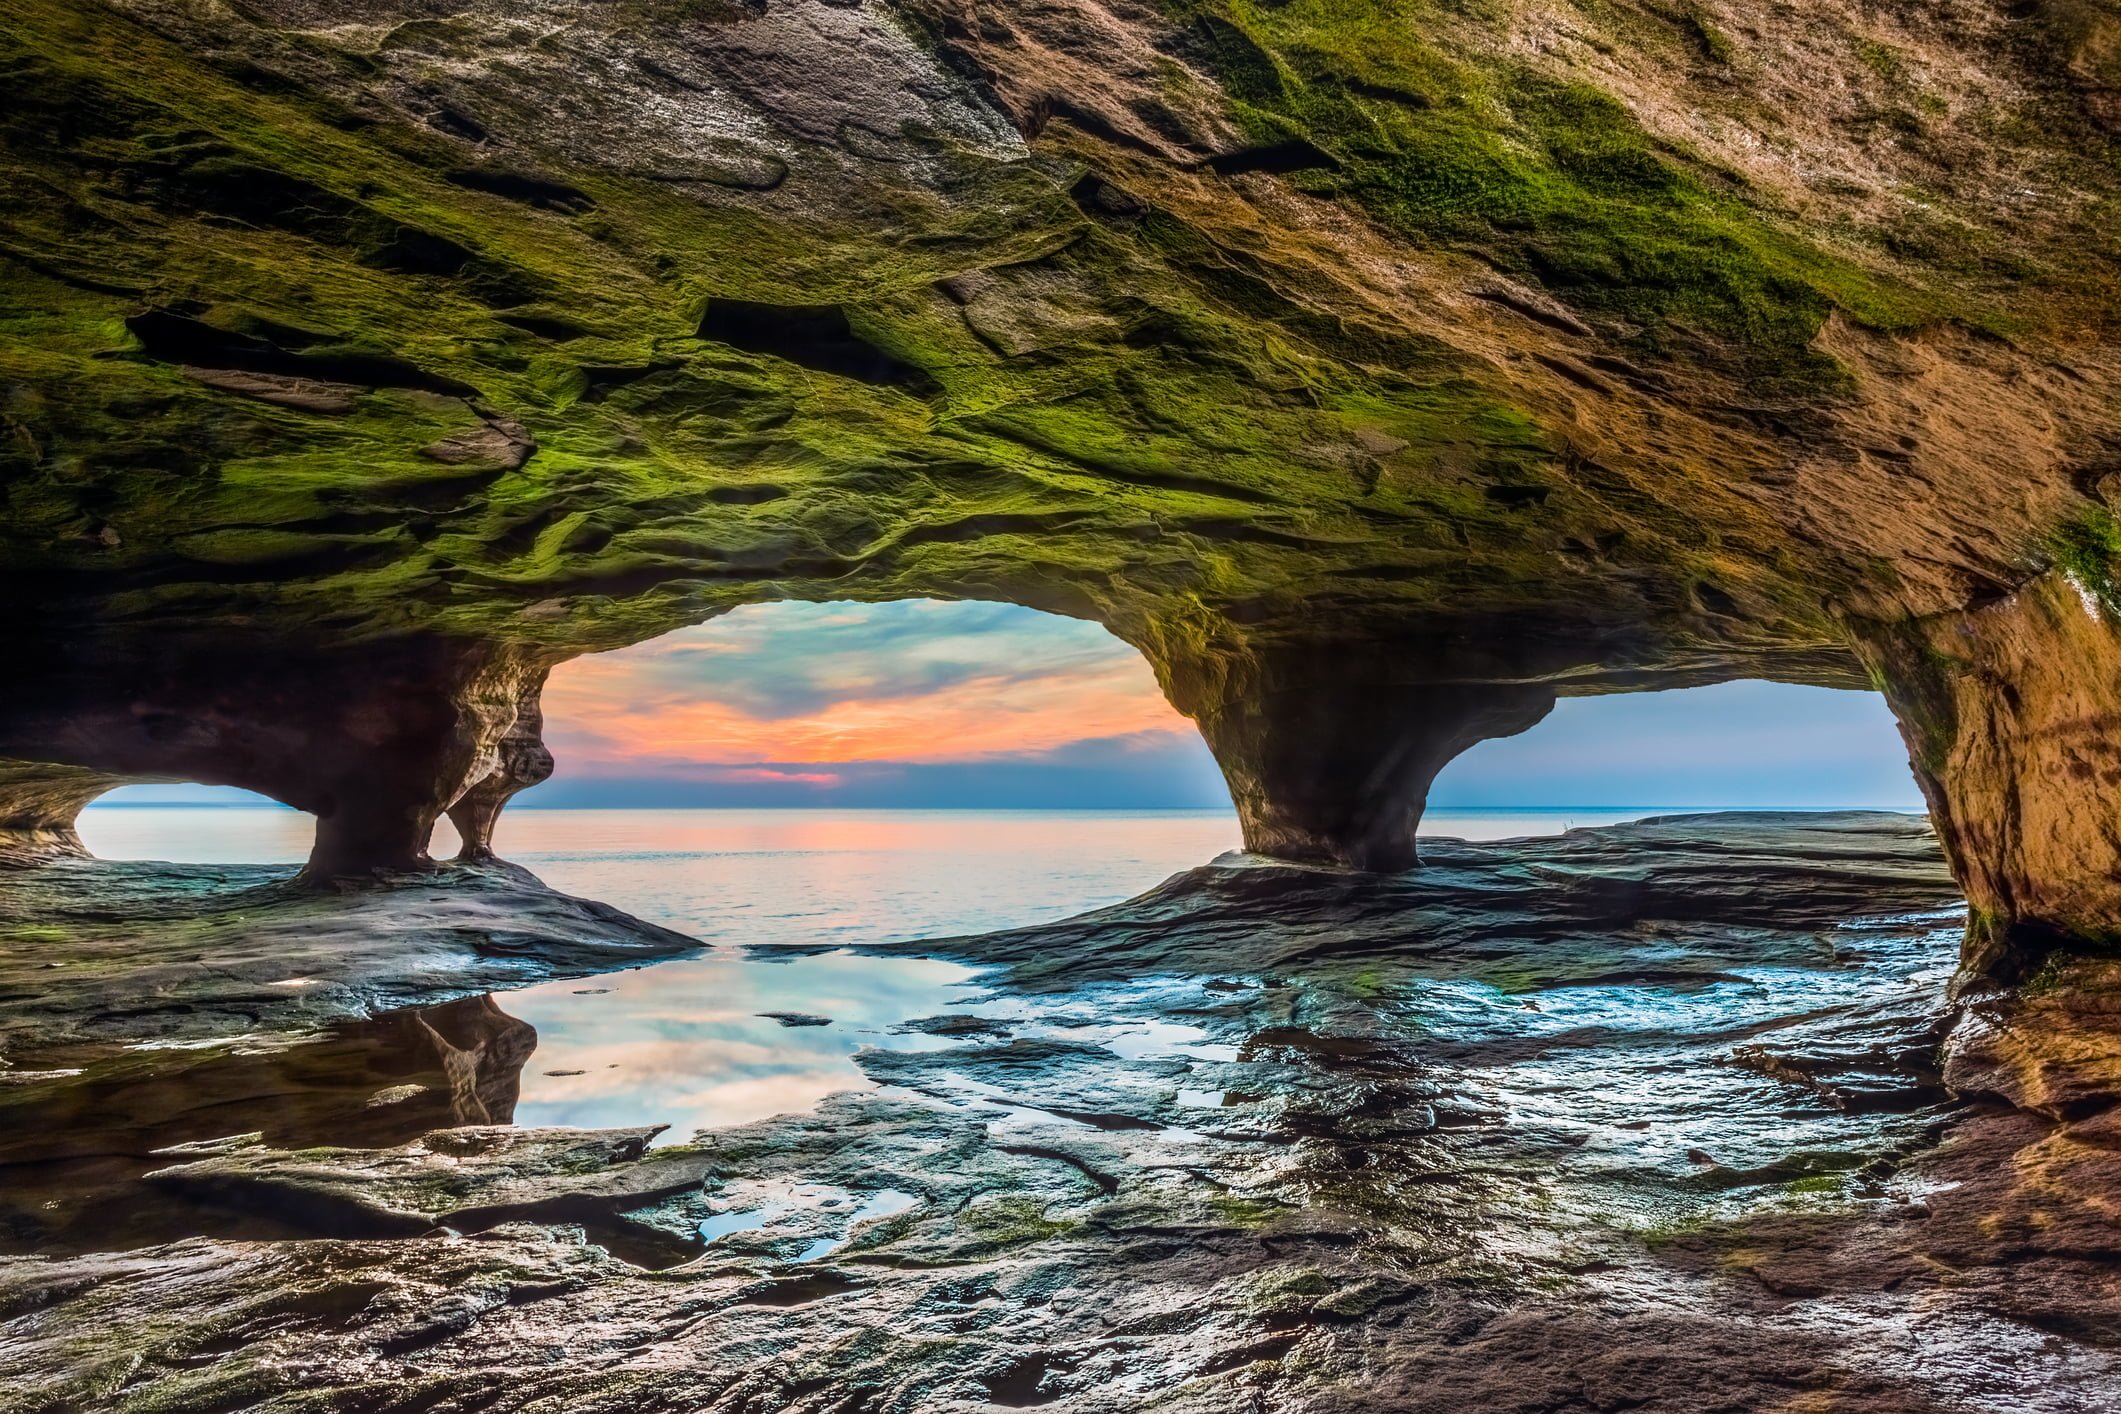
[60,805,1834,1144]
[499,950,988,1139]
[80,804,1719,943]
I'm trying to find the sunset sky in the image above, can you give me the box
[521,600,1922,810]
[529,600,1222,808]
[106,600,1926,810]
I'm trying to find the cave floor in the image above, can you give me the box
[3,814,2120,1412]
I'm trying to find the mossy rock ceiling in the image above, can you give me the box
[3,0,2119,685]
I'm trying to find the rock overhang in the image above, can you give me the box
[3,0,2121,930]
[9,0,2116,650]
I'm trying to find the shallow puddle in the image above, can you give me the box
[0,884,1963,1264]
[0,947,998,1253]
[500,948,990,1140]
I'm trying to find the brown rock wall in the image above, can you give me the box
[1857,572,2121,973]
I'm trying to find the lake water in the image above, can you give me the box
[78,805,1739,944]
[59,805,1923,1148]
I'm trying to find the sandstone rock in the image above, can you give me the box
[420,415,535,471]
[4,0,2121,937]
[0,760,133,865]
[0,856,699,1055]
[8,813,2118,1410]
[179,366,361,414]
[444,669,554,861]
[1944,956,2121,1117]
[145,1125,716,1236]
[1857,574,2121,976]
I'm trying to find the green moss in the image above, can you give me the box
[1685,10,1736,66]
[939,1194,1078,1254]
[2021,951,2070,996]
[1855,39,1907,85]
[2047,506,2121,616]
[1252,1266,1337,1307]
[0,0,2108,686]
[1854,617,1965,778]
[1152,0,1969,395]
[0,0,1591,652]
[1207,1194,1290,1228]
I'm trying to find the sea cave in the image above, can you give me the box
[4,0,2121,1408]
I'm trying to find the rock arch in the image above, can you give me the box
[2,0,2119,981]
[0,639,544,883]
[0,579,2114,987]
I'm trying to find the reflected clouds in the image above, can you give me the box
[500,949,988,1141]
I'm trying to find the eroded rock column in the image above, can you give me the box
[0,636,550,883]
[445,670,555,862]
[1140,630,1555,871]
[1855,573,2121,978]
[291,645,545,882]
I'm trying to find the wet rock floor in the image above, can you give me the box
[3,814,2119,1412]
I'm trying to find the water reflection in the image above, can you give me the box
[501,948,987,1141]
[415,995,538,1127]
[0,994,536,1252]
[0,949,989,1252]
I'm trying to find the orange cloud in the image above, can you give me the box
[542,603,1196,771]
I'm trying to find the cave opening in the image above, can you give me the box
[9,0,2119,1387]
[77,784,314,865]
[1425,678,1925,833]
[443,598,1238,944]
[386,609,1935,945]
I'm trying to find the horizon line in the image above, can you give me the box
[80,801,1930,812]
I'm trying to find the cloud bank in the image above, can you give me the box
[529,600,1232,808]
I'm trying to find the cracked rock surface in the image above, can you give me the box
[4,815,2117,1411]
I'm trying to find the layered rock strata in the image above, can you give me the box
[2,0,2119,958]
[7,814,2116,1411]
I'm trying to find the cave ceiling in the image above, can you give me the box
[2,0,2119,692]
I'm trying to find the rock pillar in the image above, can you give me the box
[1855,572,2121,979]
[289,645,542,882]
[1140,629,1556,871]
[0,635,549,884]
[445,669,555,861]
